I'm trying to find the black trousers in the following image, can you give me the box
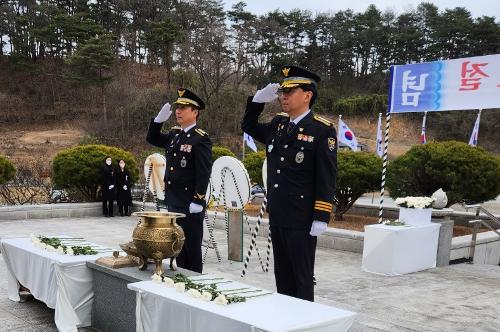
[118,205,129,216]
[168,206,204,273]
[270,225,317,301]
[102,200,114,216]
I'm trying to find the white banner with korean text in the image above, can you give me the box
[389,54,500,113]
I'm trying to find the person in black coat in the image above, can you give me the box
[101,156,116,217]
[146,88,212,273]
[116,159,133,216]
[241,66,337,302]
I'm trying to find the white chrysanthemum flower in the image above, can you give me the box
[151,274,163,283]
[201,291,213,302]
[186,289,202,299]
[67,247,74,256]
[47,245,56,252]
[162,277,174,288]
[56,246,65,255]
[395,198,405,205]
[213,294,228,305]
[174,282,185,293]
[397,196,434,209]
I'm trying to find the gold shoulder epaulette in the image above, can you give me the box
[276,112,289,117]
[195,128,208,136]
[314,115,333,127]
[170,126,182,131]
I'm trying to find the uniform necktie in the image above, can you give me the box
[175,131,186,144]
[170,130,185,149]
[287,121,296,134]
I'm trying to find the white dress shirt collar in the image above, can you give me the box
[182,123,197,133]
[290,109,311,124]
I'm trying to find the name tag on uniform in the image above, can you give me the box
[297,134,314,142]
[180,144,192,152]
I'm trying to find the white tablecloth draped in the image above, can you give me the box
[128,280,356,332]
[0,237,108,332]
[362,223,441,276]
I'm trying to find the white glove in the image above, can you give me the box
[108,185,114,190]
[123,185,127,190]
[309,221,327,236]
[252,83,280,103]
[154,103,172,123]
[189,202,203,214]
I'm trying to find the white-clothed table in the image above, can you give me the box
[0,237,109,332]
[362,223,441,276]
[128,280,356,332]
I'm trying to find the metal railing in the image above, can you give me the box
[463,204,500,265]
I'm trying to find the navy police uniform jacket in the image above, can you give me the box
[146,119,212,210]
[242,98,337,230]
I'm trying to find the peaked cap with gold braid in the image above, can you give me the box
[280,65,321,89]
[174,88,205,110]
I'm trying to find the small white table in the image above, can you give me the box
[362,223,441,276]
[128,280,356,332]
[0,237,110,332]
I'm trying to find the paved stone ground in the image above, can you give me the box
[1,216,499,331]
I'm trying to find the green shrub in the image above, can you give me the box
[243,151,266,186]
[52,144,139,201]
[0,155,16,185]
[333,151,382,220]
[333,94,387,117]
[212,145,236,163]
[387,141,500,206]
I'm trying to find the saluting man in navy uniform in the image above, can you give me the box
[147,88,212,273]
[242,66,337,301]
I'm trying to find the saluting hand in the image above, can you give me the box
[154,102,172,123]
[252,83,280,103]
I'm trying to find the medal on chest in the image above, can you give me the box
[295,151,304,163]
[181,157,187,168]
[180,144,192,153]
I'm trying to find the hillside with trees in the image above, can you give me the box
[1,0,499,168]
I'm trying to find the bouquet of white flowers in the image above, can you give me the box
[382,219,406,226]
[395,196,434,209]
[30,235,98,256]
[151,273,271,305]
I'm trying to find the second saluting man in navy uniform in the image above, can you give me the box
[242,66,337,301]
[147,88,212,273]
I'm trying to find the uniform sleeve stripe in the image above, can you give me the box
[315,206,332,211]
[315,200,332,206]
[314,206,332,212]
[315,202,332,208]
